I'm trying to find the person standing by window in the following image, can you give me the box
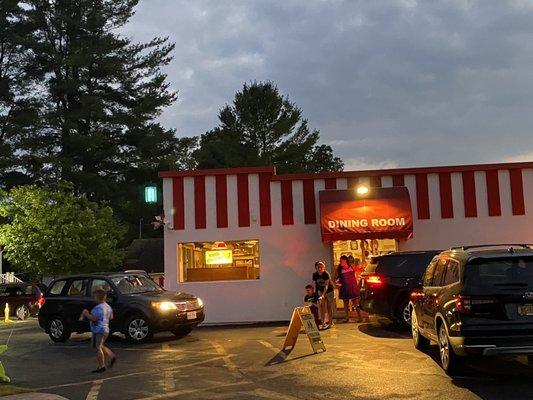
[336,255,362,323]
[313,261,334,329]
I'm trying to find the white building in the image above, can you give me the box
[159,162,533,324]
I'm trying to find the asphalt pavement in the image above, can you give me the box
[0,318,532,399]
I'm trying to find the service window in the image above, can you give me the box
[178,240,260,282]
[66,279,89,296]
[442,261,460,286]
[48,280,67,295]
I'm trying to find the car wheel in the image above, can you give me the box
[411,310,430,350]
[171,326,193,338]
[48,316,71,343]
[395,299,412,330]
[438,323,464,375]
[125,315,152,344]
[15,305,30,321]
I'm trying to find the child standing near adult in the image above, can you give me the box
[304,284,321,327]
[82,289,116,373]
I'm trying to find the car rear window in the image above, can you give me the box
[0,285,30,296]
[368,252,438,277]
[464,257,533,290]
[48,280,67,295]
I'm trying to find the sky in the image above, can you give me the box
[124,0,533,171]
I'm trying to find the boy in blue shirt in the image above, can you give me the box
[82,289,116,373]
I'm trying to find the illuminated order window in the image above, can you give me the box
[178,240,260,282]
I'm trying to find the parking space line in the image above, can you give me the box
[258,339,288,358]
[258,339,279,354]
[212,342,242,379]
[36,356,224,391]
[136,371,289,400]
[85,379,103,400]
[163,370,175,392]
[252,388,299,399]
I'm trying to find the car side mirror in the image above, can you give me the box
[107,292,117,303]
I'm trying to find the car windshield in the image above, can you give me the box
[111,275,162,294]
[465,257,533,288]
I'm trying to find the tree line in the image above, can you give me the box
[0,0,343,275]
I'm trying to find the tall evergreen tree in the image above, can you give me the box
[0,0,43,187]
[194,81,343,173]
[5,0,196,240]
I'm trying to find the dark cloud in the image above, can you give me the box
[124,0,533,169]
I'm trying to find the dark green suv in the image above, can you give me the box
[38,272,205,344]
[410,244,533,375]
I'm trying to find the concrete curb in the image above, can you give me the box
[1,393,69,400]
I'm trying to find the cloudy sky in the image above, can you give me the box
[125,0,533,170]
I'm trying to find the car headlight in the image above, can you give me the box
[197,298,204,307]
[152,301,177,311]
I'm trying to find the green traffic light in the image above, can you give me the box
[144,185,157,203]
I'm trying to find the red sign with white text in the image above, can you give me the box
[319,187,413,242]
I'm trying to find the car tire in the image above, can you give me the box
[438,323,464,375]
[48,316,71,343]
[125,314,153,344]
[395,299,412,330]
[171,326,193,338]
[15,305,30,321]
[411,309,430,350]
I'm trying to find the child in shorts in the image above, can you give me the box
[81,289,116,373]
[304,284,321,326]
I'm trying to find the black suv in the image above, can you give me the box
[38,272,205,344]
[410,244,533,375]
[359,250,440,328]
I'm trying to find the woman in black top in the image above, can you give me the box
[313,261,334,329]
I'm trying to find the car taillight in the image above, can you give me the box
[366,275,383,287]
[410,290,424,300]
[456,295,496,314]
[37,297,45,307]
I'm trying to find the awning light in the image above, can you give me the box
[356,185,369,195]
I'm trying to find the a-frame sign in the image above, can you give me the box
[282,306,326,353]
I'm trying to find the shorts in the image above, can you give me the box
[91,333,109,350]
[324,291,334,300]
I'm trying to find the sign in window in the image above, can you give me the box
[178,240,260,282]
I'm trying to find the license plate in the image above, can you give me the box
[186,311,197,320]
[518,304,533,316]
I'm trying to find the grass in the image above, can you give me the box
[0,384,32,396]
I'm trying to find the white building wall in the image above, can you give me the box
[162,165,533,324]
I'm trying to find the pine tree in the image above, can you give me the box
[0,0,43,187]
[9,0,195,240]
[194,81,343,173]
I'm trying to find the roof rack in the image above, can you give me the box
[451,244,533,251]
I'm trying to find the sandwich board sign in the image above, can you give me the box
[282,306,326,353]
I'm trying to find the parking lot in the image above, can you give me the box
[1,318,533,399]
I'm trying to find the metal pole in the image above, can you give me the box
[0,249,3,276]
[139,218,143,239]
